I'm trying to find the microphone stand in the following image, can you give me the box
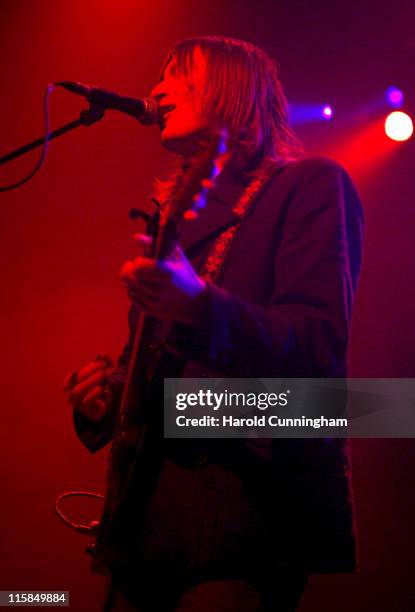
[0,105,105,166]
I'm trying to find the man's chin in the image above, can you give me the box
[160,126,214,157]
[160,130,198,157]
[160,131,181,153]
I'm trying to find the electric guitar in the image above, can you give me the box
[90,130,229,573]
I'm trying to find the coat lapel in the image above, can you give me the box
[179,166,249,254]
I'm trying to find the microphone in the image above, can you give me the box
[56,81,159,125]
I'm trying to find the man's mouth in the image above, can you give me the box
[159,105,176,122]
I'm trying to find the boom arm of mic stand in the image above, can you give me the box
[0,105,106,167]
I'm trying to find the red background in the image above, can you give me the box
[1,1,414,609]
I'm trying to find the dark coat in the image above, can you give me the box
[73,156,364,580]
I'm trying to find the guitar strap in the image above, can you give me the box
[199,161,279,283]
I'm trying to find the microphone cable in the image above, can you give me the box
[0,82,156,192]
[54,490,104,535]
[0,83,54,192]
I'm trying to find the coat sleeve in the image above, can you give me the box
[72,304,139,453]
[172,158,364,377]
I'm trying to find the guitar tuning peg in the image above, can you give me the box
[129,208,151,222]
[201,178,215,190]
[192,193,207,209]
[184,192,208,221]
[218,140,227,154]
[183,209,199,221]
[128,207,159,238]
[211,161,222,179]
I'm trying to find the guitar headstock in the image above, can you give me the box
[154,129,229,260]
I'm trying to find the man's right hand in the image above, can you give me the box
[63,355,114,422]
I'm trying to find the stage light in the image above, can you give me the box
[289,103,335,124]
[322,105,333,120]
[384,111,413,142]
[385,86,404,108]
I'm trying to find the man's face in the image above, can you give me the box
[150,47,209,155]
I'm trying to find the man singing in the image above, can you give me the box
[63,36,364,611]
